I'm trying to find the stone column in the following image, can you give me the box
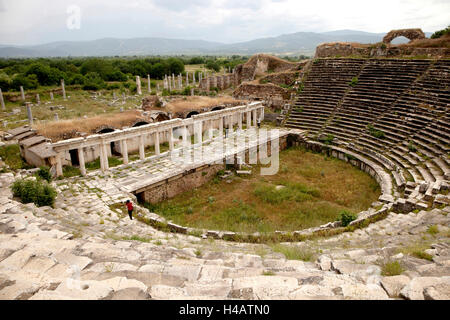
[252,109,257,127]
[139,135,145,160]
[228,115,233,134]
[56,153,63,177]
[0,88,5,110]
[61,80,66,100]
[168,76,172,92]
[260,107,265,122]
[238,112,243,130]
[195,120,203,144]
[20,86,25,102]
[154,131,160,155]
[136,76,142,95]
[50,92,54,100]
[148,75,151,93]
[54,113,59,121]
[246,111,251,128]
[100,143,109,171]
[186,72,189,86]
[206,77,210,92]
[78,147,86,176]
[182,125,188,146]
[168,128,174,151]
[207,120,213,140]
[219,116,224,137]
[26,103,33,125]
[36,94,40,105]
[121,139,129,165]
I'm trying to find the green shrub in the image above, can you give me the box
[11,178,57,207]
[408,141,417,152]
[367,124,385,139]
[349,77,358,87]
[381,260,404,276]
[339,210,357,227]
[431,26,450,39]
[36,166,52,182]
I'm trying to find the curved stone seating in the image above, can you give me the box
[286,58,450,211]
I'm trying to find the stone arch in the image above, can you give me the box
[132,120,150,127]
[382,28,426,44]
[186,111,200,118]
[95,126,116,134]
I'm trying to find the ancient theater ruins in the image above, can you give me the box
[0,28,449,301]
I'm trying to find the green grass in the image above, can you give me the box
[143,147,380,233]
[0,144,32,170]
[270,244,316,261]
[85,156,123,171]
[62,165,81,178]
[380,260,404,276]
[426,225,439,235]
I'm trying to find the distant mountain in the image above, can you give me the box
[0,30,433,58]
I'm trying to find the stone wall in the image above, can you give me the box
[234,54,299,84]
[315,42,450,58]
[259,71,299,86]
[233,83,290,102]
[138,164,225,204]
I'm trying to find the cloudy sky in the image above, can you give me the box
[0,0,448,45]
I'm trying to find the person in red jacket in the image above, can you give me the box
[125,200,134,220]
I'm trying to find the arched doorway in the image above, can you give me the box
[186,111,199,118]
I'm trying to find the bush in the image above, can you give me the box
[36,166,52,182]
[431,26,450,39]
[338,210,357,227]
[11,178,57,207]
[349,77,358,87]
[381,260,404,276]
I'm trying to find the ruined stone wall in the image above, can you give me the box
[383,28,426,44]
[139,164,225,204]
[233,83,290,101]
[234,54,299,84]
[315,42,450,58]
[259,71,298,86]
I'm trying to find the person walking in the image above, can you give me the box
[125,200,134,220]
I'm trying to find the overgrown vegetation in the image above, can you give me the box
[143,147,380,233]
[0,144,31,170]
[349,77,358,87]
[338,210,357,227]
[11,178,57,207]
[380,260,404,276]
[431,26,450,39]
[367,124,385,139]
[270,244,316,261]
[36,166,52,182]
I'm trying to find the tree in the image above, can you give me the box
[431,26,450,39]
[25,63,63,86]
[11,74,39,90]
[167,58,185,75]
[206,60,221,72]
[82,72,105,91]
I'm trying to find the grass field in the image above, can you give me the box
[144,147,381,233]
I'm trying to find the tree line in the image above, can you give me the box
[0,56,250,92]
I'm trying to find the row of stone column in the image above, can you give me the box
[55,106,264,176]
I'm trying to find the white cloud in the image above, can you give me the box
[0,0,448,45]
